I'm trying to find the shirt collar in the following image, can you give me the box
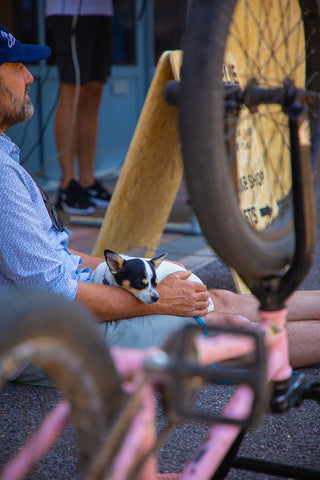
[0,133,20,163]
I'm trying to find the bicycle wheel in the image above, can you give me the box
[0,288,127,474]
[179,0,320,281]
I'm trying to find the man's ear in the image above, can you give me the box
[104,249,125,275]
[151,253,167,269]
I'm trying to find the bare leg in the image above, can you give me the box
[54,83,83,189]
[287,320,320,367]
[209,288,320,322]
[77,80,104,189]
[207,288,320,368]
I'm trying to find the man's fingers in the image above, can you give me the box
[170,270,192,280]
[163,270,207,293]
[173,271,207,288]
[193,307,210,318]
[186,285,210,303]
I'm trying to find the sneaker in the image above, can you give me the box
[85,180,112,208]
[56,180,95,215]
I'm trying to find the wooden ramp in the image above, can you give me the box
[92,51,183,258]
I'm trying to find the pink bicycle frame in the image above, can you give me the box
[178,308,291,480]
[0,307,291,480]
[102,307,291,480]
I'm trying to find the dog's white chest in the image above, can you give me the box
[92,262,111,285]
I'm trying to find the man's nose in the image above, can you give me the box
[22,65,34,84]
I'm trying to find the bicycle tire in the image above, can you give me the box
[179,0,320,281]
[0,288,127,472]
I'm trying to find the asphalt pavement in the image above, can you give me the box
[0,182,320,479]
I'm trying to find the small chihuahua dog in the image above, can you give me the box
[92,249,214,311]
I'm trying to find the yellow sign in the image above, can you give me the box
[224,0,307,231]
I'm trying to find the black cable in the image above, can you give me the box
[136,0,147,22]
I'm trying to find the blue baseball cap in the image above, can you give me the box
[0,24,51,66]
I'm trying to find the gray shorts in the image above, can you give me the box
[99,314,200,348]
[11,315,204,387]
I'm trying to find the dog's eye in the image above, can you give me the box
[150,273,158,287]
[134,279,148,290]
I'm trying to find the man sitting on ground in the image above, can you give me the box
[0,25,319,389]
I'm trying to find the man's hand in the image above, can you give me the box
[155,270,210,317]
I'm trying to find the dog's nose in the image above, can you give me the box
[151,293,159,303]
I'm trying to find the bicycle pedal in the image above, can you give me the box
[159,325,269,427]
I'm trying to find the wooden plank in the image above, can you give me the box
[92,51,183,258]
[231,270,251,294]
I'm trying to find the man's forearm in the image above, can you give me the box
[75,281,160,322]
[69,248,103,271]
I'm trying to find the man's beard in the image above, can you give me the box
[0,83,34,130]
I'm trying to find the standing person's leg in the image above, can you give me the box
[77,80,104,189]
[54,82,95,214]
[50,14,95,214]
[54,83,80,190]
[76,15,113,208]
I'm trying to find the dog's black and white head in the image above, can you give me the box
[92,249,215,313]
[103,249,167,304]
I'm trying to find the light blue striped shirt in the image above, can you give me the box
[0,133,91,300]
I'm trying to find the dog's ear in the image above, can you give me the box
[151,253,167,269]
[104,249,125,275]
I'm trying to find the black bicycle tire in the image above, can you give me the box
[179,0,320,280]
[0,288,127,471]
